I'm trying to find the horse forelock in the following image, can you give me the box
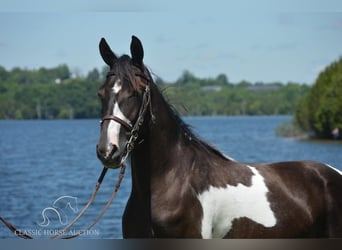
[110,55,149,93]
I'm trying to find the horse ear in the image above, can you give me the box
[99,38,117,67]
[130,35,144,67]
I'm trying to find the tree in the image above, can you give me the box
[87,68,100,81]
[0,66,8,82]
[176,70,196,85]
[216,73,229,85]
[54,64,71,81]
[0,64,310,120]
[295,56,342,139]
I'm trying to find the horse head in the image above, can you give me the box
[96,36,151,169]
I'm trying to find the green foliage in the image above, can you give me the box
[0,65,101,119]
[0,65,309,120]
[159,71,309,116]
[295,57,342,139]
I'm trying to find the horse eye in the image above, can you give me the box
[128,92,138,99]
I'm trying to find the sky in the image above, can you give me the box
[0,0,342,84]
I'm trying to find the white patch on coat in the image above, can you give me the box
[326,164,342,175]
[197,165,276,238]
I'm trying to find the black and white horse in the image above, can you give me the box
[96,36,342,238]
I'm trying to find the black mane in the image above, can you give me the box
[151,80,228,160]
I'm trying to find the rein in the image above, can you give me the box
[0,166,109,239]
[1,147,129,239]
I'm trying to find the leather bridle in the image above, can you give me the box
[99,72,153,164]
[100,115,133,131]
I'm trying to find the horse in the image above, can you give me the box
[96,36,342,238]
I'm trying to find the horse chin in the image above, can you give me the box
[104,164,122,169]
[100,156,123,169]
[103,162,122,169]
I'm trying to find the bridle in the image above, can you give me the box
[101,115,133,131]
[99,72,153,165]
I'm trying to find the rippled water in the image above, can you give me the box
[0,116,341,238]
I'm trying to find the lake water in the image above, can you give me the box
[0,116,341,239]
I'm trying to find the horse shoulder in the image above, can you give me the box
[150,169,203,238]
[122,192,154,238]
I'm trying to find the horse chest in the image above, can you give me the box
[197,166,277,238]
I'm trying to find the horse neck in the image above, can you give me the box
[130,83,187,190]
[149,84,187,162]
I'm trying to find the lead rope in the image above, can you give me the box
[0,164,127,239]
[61,85,151,239]
[50,167,108,239]
[0,166,109,239]
[59,164,126,239]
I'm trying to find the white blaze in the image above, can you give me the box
[107,80,131,148]
[113,79,122,94]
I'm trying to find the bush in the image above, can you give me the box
[295,57,342,139]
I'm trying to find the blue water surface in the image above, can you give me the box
[0,116,341,238]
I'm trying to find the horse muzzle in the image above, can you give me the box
[96,143,123,169]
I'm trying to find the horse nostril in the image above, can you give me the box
[97,144,107,158]
[108,144,118,158]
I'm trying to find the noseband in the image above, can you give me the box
[100,115,133,131]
